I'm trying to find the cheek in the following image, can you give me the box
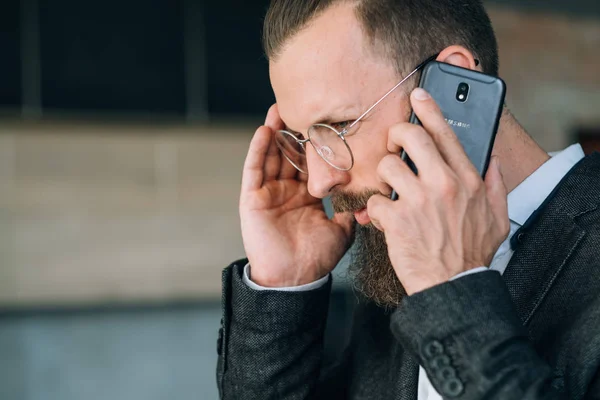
[354,130,390,165]
[347,128,394,189]
[347,100,409,191]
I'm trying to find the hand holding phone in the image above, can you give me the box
[367,87,510,295]
[391,61,505,200]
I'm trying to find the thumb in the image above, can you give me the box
[485,156,509,234]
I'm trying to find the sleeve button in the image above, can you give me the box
[442,378,464,397]
[423,340,444,359]
[430,354,451,370]
[436,365,457,381]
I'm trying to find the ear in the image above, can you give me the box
[436,45,481,72]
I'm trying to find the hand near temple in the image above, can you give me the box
[239,104,354,287]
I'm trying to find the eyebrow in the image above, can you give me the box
[313,104,360,125]
[284,106,360,134]
[314,114,343,125]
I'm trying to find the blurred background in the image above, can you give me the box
[0,0,599,399]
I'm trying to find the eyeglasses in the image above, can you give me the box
[275,53,439,174]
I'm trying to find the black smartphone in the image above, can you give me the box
[391,61,506,200]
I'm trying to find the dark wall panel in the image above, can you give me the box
[12,0,595,119]
[0,0,21,108]
[40,0,186,114]
[204,0,274,116]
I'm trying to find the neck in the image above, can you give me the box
[492,109,551,193]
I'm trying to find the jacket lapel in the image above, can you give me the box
[503,153,600,326]
[503,213,585,325]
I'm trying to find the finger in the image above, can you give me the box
[366,194,393,232]
[377,154,421,199]
[332,212,355,238]
[278,147,301,180]
[241,126,272,193]
[484,156,509,236]
[265,104,285,132]
[410,88,478,178]
[387,122,446,177]
[262,105,287,181]
[264,104,300,181]
[263,128,282,181]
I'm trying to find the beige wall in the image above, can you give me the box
[0,5,598,307]
[0,122,250,307]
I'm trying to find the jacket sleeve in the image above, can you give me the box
[216,259,343,400]
[390,270,584,399]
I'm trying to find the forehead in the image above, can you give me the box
[269,3,396,132]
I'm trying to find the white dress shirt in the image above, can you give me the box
[243,144,585,400]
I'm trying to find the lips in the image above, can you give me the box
[353,207,371,225]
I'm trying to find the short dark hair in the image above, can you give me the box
[263,0,499,77]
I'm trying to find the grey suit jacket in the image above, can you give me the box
[217,153,600,399]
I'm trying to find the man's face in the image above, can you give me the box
[270,3,412,307]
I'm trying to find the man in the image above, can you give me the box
[216,0,600,399]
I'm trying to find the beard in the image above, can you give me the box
[331,190,406,309]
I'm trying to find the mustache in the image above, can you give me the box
[330,189,382,213]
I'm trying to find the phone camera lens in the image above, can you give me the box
[456,82,469,103]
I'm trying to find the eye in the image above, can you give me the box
[286,129,305,140]
[331,120,353,131]
[294,132,306,140]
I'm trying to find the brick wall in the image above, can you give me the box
[488,5,600,151]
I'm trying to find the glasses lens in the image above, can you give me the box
[275,130,308,173]
[308,124,353,170]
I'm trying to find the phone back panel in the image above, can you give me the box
[411,61,506,176]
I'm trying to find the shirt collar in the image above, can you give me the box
[507,144,585,227]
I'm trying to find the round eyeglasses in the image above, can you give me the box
[275,121,357,174]
[275,53,439,174]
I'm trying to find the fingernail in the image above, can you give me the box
[412,88,431,101]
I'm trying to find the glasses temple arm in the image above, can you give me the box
[345,53,439,132]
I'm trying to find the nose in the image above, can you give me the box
[305,143,350,199]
